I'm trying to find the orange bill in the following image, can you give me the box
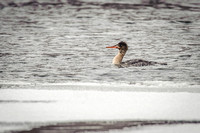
[106,45,119,48]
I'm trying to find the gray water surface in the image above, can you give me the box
[0,0,200,86]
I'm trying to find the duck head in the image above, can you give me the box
[106,41,128,55]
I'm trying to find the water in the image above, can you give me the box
[0,0,200,87]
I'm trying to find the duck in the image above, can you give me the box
[106,41,167,67]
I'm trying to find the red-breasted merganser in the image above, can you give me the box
[106,41,167,66]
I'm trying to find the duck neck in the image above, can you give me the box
[112,50,126,65]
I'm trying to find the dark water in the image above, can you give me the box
[15,120,200,133]
[0,0,200,87]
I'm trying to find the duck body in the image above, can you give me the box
[122,59,166,66]
[106,41,167,67]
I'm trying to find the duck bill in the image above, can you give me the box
[106,45,119,49]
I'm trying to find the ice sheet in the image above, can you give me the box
[0,86,200,133]
[1,88,200,122]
